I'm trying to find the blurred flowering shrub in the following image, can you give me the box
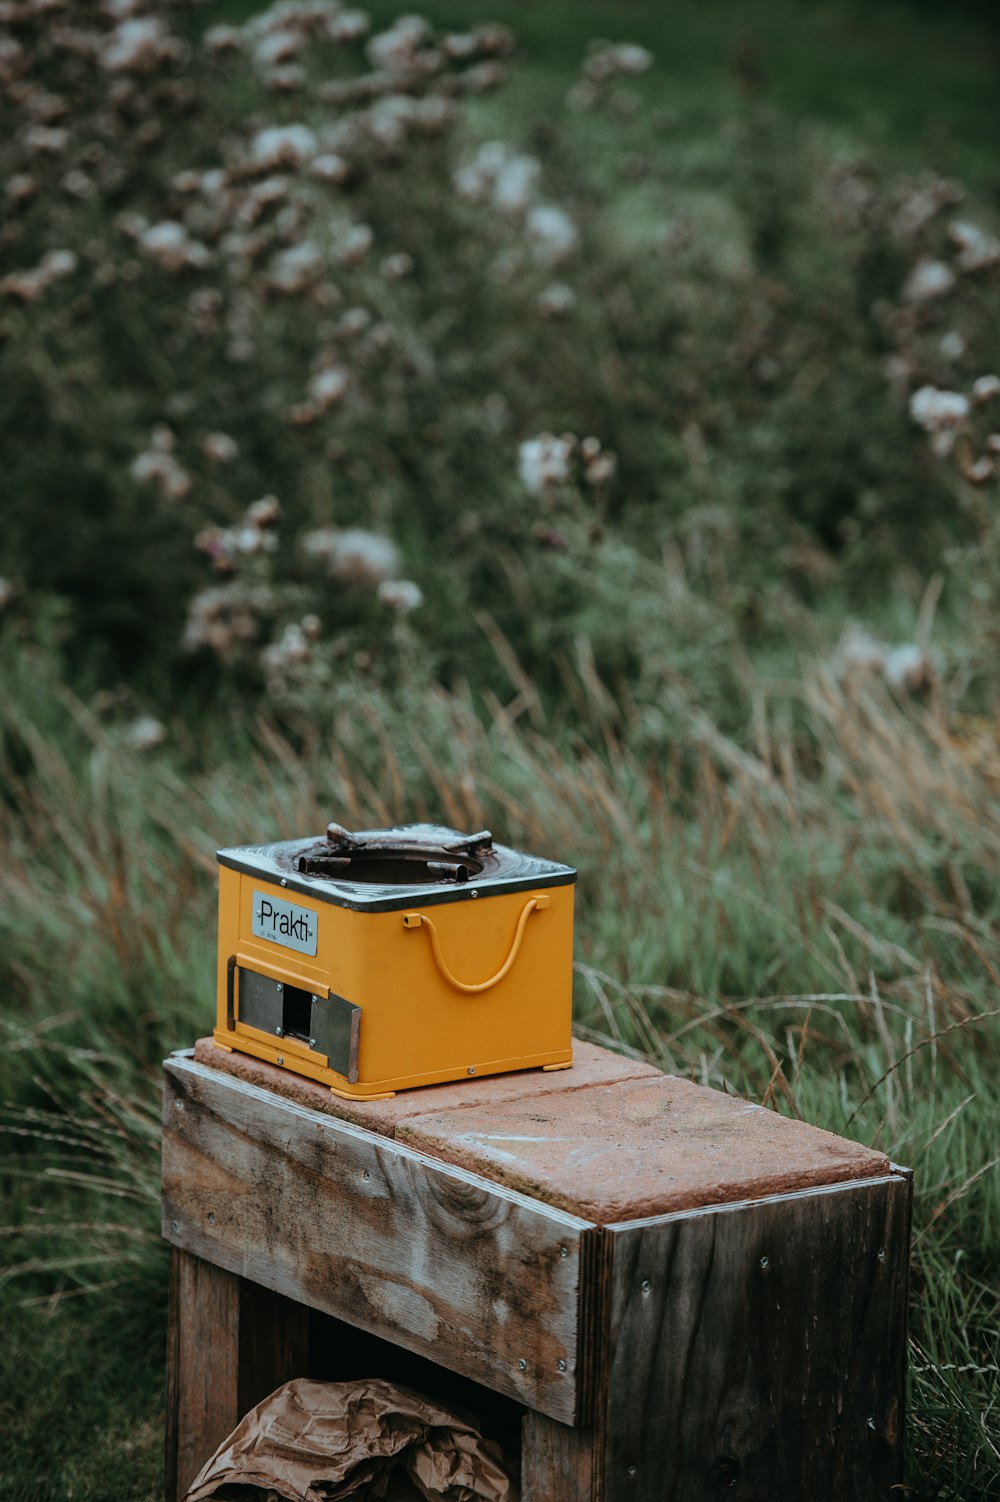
[1,0,999,713]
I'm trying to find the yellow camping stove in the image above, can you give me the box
[213,823,576,1099]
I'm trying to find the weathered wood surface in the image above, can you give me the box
[162,1055,589,1423]
[521,1412,596,1502]
[599,1173,911,1502]
[166,1250,239,1502]
[165,1249,310,1502]
[192,1037,890,1224]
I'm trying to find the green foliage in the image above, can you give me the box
[2,0,998,717]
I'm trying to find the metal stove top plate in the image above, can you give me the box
[217,824,576,913]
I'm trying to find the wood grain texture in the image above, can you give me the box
[236,1279,311,1421]
[190,1040,889,1223]
[165,1249,240,1502]
[521,1412,596,1502]
[165,1250,310,1502]
[600,1174,911,1502]
[162,1056,588,1423]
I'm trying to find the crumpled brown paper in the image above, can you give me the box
[184,1377,519,1502]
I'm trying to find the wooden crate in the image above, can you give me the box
[162,1041,911,1502]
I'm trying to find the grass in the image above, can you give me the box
[2,640,1000,1497]
[1,0,1000,1496]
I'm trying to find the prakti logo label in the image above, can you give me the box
[251,890,318,956]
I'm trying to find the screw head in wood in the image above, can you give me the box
[877,1248,886,1263]
[518,1359,527,1371]
[468,1066,476,1075]
[641,1278,651,1294]
[559,1245,568,1258]
[627,1465,637,1477]
[208,1212,215,1224]
[174,1098,183,1110]
[759,1255,770,1269]
[277,1056,284,1066]
[557,1359,567,1372]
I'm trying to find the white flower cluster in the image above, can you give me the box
[195,496,282,573]
[265,238,325,294]
[250,124,318,173]
[910,376,1000,476]
[834,626,936,695]
[454,142,579,266]
[200,432,239,465]
[130,425,192,502]
[518,433,574,494]
[301,526,400,585]
[100,17,185,76]
[298,527,421,611]
[518,433,617,495]
[893,175,964,242]
[948,220,1000,274]
[909,386,970,455]
[122,715,167,753]
[377,577,423,613]
[132,219,212,273]
[570,39,653,109]
[0,246,76,301]
[183,582,277,659]
[260,617,319,689]
[901,258,955,303]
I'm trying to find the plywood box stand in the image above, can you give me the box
[162,1038,911,1501]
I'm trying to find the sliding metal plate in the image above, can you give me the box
[238,968,284,1035]
[310,993,361,1082]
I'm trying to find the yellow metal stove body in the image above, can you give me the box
[213,823,576,1098]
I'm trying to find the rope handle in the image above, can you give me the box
[402,894,548,994]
